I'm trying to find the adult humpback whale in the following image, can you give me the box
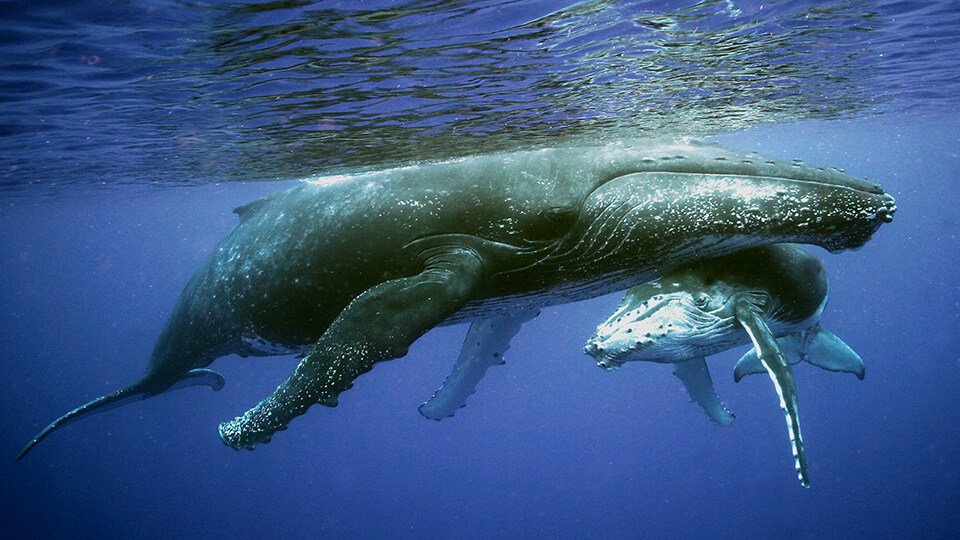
[584,244,867,487]
[17,140,895,459]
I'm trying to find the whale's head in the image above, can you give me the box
[584,276,758,370]
[546,142,896,282]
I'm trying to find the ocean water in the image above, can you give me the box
[1,1,958,539]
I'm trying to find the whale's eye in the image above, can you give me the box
[694,294,710,309]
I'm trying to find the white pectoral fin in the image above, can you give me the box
[418,308,539,421]
[800,325,865,380]
[672,358,735,427]
[735,299,810,488]
[734,337,801,382]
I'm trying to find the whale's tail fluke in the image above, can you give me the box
[16,368,224,461]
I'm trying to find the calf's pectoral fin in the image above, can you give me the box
[419,308,539,421]
[735,299,810,488]
[734,324,864,381]
[218,246,486,450]
[672,358,735,427]
[796,324,865,379]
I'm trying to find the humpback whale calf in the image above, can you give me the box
[17,140,895,459]
[584,243,867,487]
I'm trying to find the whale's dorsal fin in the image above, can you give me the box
[233,199,268,221]
[734,324,865,381]
[735,298,810,488]
[418,308,539,420]
[672,357,735,427]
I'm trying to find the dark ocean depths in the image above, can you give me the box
[1,1,958,538]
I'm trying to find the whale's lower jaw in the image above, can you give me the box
[818,192,897,252]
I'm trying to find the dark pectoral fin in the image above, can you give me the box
[218,247,485,450]
[799,325,865,380]
[419,309,539,421]
[735,299,810,488]
[733,349,765,382]
[672,358,735,427]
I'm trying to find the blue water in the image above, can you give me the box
[1,1,959,539]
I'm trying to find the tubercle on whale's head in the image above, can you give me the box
[821,191,896,252]
[779,184,896,253]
